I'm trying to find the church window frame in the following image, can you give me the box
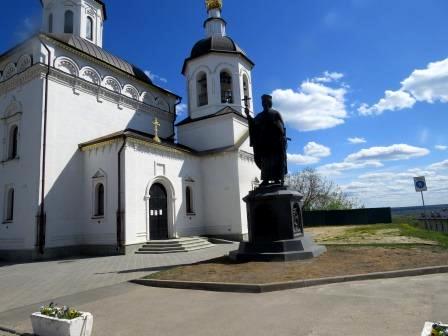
[86,16,94,41]
[94,183,105,217]
[220,70,234,104]
[92,170,107,219]
[242,74,250,101]
[3,186,15,223]
[196,72,208,107]
[8,125,19,160]
[185,186,195,215]
[48,13,53,33]
[64,10,74,34]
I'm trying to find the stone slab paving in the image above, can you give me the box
[0,273,447,335]
[0,244,236,314]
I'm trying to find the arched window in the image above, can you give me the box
[8,125,19,160]
[196,72,208,107]
[243,74,250,101]
[5,188,14,222]
[64,10,74,34]
[86,16,93,41]
[48,14,53,33]
[220,71,233,104]
[95,183,105,217]
[186,186,194,214]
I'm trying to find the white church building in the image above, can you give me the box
[0,0,259,261]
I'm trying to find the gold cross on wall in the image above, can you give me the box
[152,118,161,143]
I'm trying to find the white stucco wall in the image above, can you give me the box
[123,141,204,244]
[0,78,44,250]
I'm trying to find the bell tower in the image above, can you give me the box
[177,0,255,152]
[40,0,107,48]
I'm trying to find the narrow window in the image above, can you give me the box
[8,125,19,160]
[196,72,208,107]
[186,186,194,214]
[64,10,74,34]
[5,188,14,222]
[48,14,53,33]
[220,71,233,104]
[243,75,249,101]
[95,183,105,217]
[86,16,93,41]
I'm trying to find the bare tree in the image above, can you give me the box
[286,168,361,210]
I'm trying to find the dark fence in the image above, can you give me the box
[303,208,392,227]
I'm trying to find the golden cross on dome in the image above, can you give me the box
[205,0,222,11]
[152,118,161,143]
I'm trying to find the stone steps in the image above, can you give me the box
[135,237,215,254]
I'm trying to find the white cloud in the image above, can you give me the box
[288,142,331,165]
[318,160,383,176]
[304,142,331,158]
[340,165,448,207]
[314,71,344,83]
[358,90,416,115]
[348,137,367,144]
[429,160,448,170]
[176,103,187,115]
[287,153,320,165]
[359,58,448,115]
[272,74,348,132]
[435,145,447,151]
[401,58,448,103]
[144,70,168,84]
[345,144,430,162]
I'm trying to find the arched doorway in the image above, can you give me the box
[149,183,168,240]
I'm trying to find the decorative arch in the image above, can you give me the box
[189,65,212,81]
[2,63,17,81]
[4,96,22,119]
[17,54,32,73]
[145,176,176,240]
[102,76,122,93]
[122,84,139,100]
[80,66,101,84]
[54,56,79,76]
[140,91,156,105]
[155,96,170,112]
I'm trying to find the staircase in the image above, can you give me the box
[135,237,215,254]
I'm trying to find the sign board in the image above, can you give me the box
[414,176,427,192]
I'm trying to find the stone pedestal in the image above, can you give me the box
[229,186,326,262]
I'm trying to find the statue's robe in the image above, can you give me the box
[248,108,288,183]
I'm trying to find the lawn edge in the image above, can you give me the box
[130,265,448,293]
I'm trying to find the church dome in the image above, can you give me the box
[190,35,246,59]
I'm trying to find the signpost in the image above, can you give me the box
[414,176,428,224]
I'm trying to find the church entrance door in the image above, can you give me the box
[149,183,168,240]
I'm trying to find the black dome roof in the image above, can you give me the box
[190,35,246,59]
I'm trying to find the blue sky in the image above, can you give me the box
[2,0,448,207]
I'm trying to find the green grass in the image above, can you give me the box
[341,222,448,248]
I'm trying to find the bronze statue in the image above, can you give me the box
[244,95,288,186]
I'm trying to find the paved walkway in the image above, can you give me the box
[0,244,236,313]
[0,273,446,335]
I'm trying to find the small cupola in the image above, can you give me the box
[40,0,107,48]
[182,0,255,119]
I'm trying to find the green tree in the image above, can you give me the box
[286,168,362,210]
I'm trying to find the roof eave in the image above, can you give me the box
[182,50,255,75]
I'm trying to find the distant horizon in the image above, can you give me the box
[2,0,447,208]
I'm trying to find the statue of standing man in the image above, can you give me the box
[244,95,288,186]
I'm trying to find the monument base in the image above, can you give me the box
[229,185,326,262]
[229,234,326,262]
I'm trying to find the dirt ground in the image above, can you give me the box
[148,245,448,284]
[308,225,438,245]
